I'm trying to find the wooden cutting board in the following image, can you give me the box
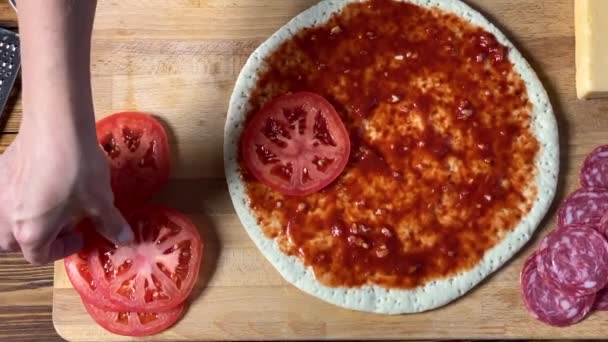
[52,0,608,340]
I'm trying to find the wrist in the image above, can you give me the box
[20,105,97,147]
[17,0,97,145]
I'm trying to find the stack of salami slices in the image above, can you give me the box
[521,145,608,326]
[64,112,204,337]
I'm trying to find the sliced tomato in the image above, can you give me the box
[96,112,171,203]
[241,92,351,196]
[83,300,183,337]
[64,251,123,311]
[88,205,203,312]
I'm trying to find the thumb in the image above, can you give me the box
[90,202,133,245]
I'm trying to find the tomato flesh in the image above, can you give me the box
[64,251,124,311]
[241,92,351,196]
[88,205,203,312]
[64,112,198,336]
[83,300,183,337]
[96,112,171,203]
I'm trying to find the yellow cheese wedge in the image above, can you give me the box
[576,0,608,99]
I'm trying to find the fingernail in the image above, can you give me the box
[117,225,134,244]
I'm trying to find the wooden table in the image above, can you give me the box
[2,0,608,340]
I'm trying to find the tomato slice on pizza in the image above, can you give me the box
[241,92,351,196]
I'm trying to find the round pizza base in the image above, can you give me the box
[224,0,559,314]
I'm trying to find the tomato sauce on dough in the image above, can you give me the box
[241,0,540,288]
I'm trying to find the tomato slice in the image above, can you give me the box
[64,251,124,311]
[88,205,203,312]
[83,300,183,337]
[241,92,351,196]
[96,112,171,203]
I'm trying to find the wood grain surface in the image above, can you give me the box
[0,252,60,342]
[1,0,607,340]
[0,1,16,29]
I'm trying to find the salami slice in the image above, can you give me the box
[581,145,608,189]
[557,188,608,229]
[536,225,608,296]
[599,213,608,238]
[521,253,595,326]
[594,287,608,311]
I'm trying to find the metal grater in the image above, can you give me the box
[0,0,18,124]
[0,28,19,119]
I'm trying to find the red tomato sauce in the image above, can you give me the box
[240,0,540,288]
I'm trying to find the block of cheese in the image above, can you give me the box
[576,0,608,99]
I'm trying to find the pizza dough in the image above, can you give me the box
[224,0,559,314]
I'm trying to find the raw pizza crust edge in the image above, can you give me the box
[223,0,559,314]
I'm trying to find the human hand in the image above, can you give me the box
[0,125,133,265]
[0,0,127,265]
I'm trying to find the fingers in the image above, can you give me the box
[90,201,133,245]
[0,233,19,252]
[85,171,133,245]
[11,199,132,265]
[13,209,73,265]
[16,233,50,265]
[46,231,84,262]
[5,196,84,263]
[15,219,83,265]
[0,215,19,252]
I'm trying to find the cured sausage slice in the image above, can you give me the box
[557,188,608,229]
[581,145,608,189]
[599,213,608,238]
[521,254,595,326]
[536,225,608,296]
[594,287,608,311]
